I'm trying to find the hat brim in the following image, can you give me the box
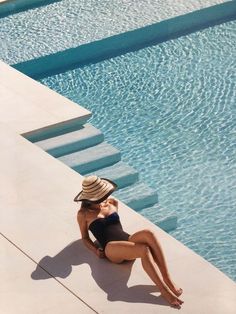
[74,178,117,203]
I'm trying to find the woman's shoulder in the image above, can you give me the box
[77,207,86,217]
[77,207,88,225]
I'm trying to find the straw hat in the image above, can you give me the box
[74,175,117,203]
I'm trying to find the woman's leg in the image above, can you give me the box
[129,230,183,296]
[105,241,183,308]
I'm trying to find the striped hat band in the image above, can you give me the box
[74,175,117,203]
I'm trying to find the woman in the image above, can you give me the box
[75,175,183,308]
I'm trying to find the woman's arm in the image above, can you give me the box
[77,210,105,258]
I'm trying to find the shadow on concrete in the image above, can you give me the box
[31,239,167,306]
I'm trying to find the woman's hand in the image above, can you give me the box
[107,198,118,207]
[100,198,118,213]
[96,248,106,259]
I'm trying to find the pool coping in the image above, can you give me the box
[1,59,236,313]
[0,60,91,137]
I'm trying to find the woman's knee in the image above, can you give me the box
[141,229,155,241]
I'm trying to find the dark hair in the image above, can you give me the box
[81,201,93,209]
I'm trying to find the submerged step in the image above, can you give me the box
[139,205,177,232]
[87,161,139,189]
[23,116,91,142]
[114,182,158,211]
[35,123,104,157]
[58,142,121,174]
[156,216,177,232]
[0,0,59,18]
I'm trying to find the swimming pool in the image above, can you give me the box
[0,0,225,65]
[40,20,236,281]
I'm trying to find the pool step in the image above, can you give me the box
[32,120,176,230]
[35,123,104,157]
[58,141,121,174]
[87,161,139,189]
[139,205,177,232]
[114,182,158,211]
[30,117,176,228]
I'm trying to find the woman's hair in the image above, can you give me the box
[81,200,93,209]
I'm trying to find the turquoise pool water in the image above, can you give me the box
[41,20,236,281]
[0,0,223,65]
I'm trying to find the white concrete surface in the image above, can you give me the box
[0,63,236,313]
[0,60,91,135]
[0,235,95,314]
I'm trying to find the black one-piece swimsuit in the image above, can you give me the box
[88,212,130,249]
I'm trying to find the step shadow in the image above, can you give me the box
[31,239,167,306]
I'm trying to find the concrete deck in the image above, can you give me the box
[0,61,91,136]
[0,63,236,313]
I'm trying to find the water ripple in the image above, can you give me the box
[0,0,226,64]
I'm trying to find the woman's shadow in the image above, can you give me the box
[31,239,166,305]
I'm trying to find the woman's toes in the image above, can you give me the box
[171,301,181,309]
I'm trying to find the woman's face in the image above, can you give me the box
[84,197,108,210]
[89,202,101,210]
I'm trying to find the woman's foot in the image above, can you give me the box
[160,286,184,308]
[164,277,183,297]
